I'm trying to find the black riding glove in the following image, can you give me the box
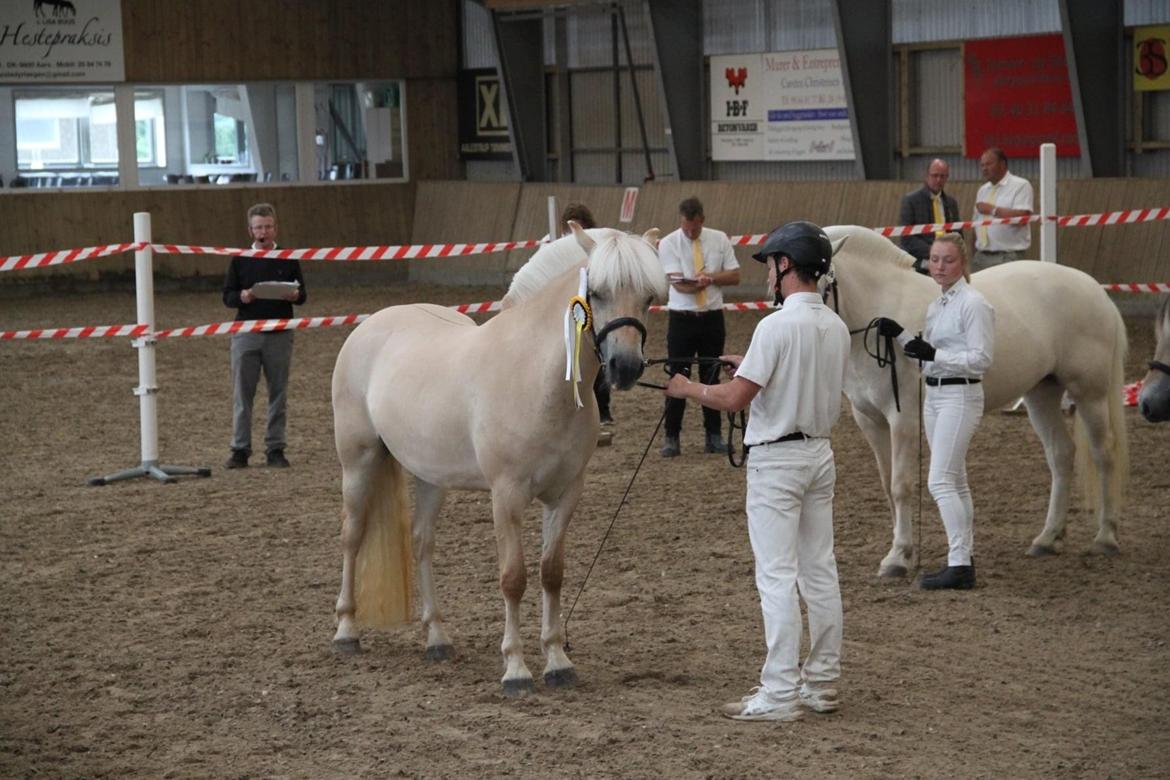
[875,317,904,338]
[903,337,936,362]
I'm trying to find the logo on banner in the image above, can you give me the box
[725,67,747,94]
[476,74,508,136]
[619,187,639,223]
[34,0,77,20]
[1134,26,1170,91]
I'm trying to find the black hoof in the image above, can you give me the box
[332,638,362,655]
[544,667,578,688]
[425,644,455,662]
[879,565,908,579]
[501,678,535,698]
[1027,544,1058,558]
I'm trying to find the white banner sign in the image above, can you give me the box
[0,0,125,83]
[710,49,854,162]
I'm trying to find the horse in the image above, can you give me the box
[1138,294,1170,422]
[329,225,666,695]
[823,226,1129,577]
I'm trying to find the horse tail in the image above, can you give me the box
[1074,305,1129,515]
[353,452,414,628]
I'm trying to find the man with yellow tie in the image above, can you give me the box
[972,147,1034,272]
[898,159,960,274]
[658,197,741,457]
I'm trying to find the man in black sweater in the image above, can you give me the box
[898,159,960,274]
[222,202,307,469]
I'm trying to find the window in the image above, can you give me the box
[213,112,248,164]
[14,90,166,170]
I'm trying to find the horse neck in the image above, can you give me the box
[508,266,601,378]
[835,251,933,330]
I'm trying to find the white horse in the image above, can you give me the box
[330,225,665,695]
[824,226,1129,576]
[1138,294,1170,422]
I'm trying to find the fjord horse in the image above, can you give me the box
[824,225,1129,576]
[330,226,665,695]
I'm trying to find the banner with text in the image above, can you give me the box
[710,49,854,162]
[964,34,1079,157]
[0,0,124,83]
[458,68,512,161]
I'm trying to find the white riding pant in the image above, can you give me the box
[923,383,984,566]
[745,438,843,699]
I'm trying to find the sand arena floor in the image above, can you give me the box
[1,283,1167,779]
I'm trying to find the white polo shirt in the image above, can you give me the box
[658,226,739,312]
[973,170,1033,252]
[735,292,849,445]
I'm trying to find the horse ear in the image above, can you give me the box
[830,236,849,256]
[571,222,596,254]
[642,227,660,246]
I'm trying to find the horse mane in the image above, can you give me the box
[825,224,917,272]
[503,228,666,305]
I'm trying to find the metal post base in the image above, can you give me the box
[89,460,212,486]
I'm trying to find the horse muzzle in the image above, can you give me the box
[594,316,648,390]
[606,352,645,390]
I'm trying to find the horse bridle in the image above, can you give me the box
[1151,360,1170,376]
[824,271,904,413]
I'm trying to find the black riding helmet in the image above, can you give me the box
[752,220,833,279]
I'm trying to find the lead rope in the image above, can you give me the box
[563,407,667,652]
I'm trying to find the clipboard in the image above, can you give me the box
[251,281,300,300]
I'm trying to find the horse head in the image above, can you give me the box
[1139,295,1170,422]
[571,224,667,390]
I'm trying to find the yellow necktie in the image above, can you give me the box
[932,194,945,238]
[692,239,706,309]
[977,184,999,248]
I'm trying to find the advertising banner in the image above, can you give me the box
[964,34,1079,157]
[709,49,854,162]
[1133,25,1170,92]
[0,0,124,83]
[458,68,513,160]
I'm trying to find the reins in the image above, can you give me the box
[637,355,748,467]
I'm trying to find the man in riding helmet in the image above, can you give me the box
[666,220,849,722]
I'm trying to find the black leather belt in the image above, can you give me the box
[670,309,720,317]
[925,377,981,386]
[746,432,809,452]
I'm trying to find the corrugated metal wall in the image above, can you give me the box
[461,0,1170,184]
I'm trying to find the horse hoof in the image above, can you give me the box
[1027,544,1058,558]
[1089,542,1120,556]
[332,638,362,655]
[425,644,455,662]
[878,565,908,579]
[544,667,578,688]
[501,678,535,698]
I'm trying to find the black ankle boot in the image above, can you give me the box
[919,563,976,590]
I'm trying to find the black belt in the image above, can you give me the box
[925,377,981,386]
[670,309,720,317]
[746,432,809,452]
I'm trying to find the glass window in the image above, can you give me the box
[14,89,165,171]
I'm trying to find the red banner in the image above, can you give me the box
[964,34,1080,158]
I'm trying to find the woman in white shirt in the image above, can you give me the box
[876,233,994,590]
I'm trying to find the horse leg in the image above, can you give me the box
[852,406,914,577]
[1074,397,1122,555]
[537,473,585,688]
[414,477,453,661]
[1023,381,1074,557]
[333,444,386,654]
[492,484,535,697]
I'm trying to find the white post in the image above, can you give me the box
[1040,142,1056,262]
[133,212,160,464]
[547,195,558,240]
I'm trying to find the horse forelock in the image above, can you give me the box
[825,225,916,272]
[586,232,669,301]
[503,229,611,306]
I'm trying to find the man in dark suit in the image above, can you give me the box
[899,159,959,274]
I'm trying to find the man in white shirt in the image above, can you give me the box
[666,221,848,723]
[657,197,741,457]
[971,147,1033,271]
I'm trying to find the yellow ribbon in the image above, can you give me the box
[568,295,592,407]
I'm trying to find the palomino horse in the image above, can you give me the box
[330,226,666,695]
[1138,294,1170,422]
[824,226,1129,576]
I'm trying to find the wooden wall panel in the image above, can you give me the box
[408,181,522,286]
[0,184,415,290]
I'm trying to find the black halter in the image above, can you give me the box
[1151,360,1170,376]
[591,316,647,361]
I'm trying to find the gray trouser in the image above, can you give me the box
[230,330,294,454]
[971,249,1020,272]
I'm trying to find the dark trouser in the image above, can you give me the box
[230,330,294,455]
[664,309,725,438]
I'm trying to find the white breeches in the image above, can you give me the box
[745,438,843,698]
[923,384,984,566]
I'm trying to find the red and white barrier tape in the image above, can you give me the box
[1102,283,1170,293]
[0,243,143,272]
[1124,381,1142,407]
[870,214,1038,239]
[148,240,544,261]
[0,323,148,341]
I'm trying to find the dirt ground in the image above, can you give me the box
[1,281,1168,780]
